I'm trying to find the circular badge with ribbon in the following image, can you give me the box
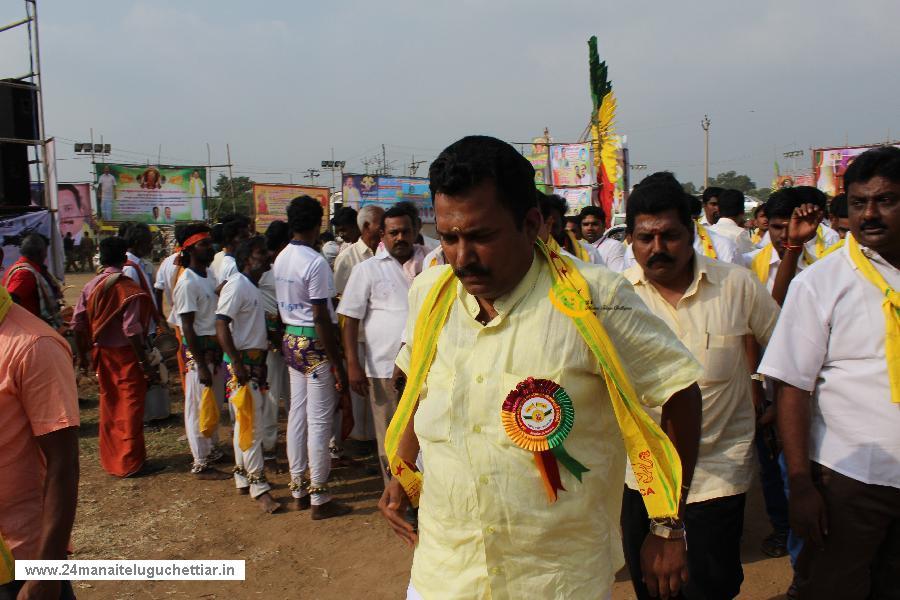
[502,377,574,452]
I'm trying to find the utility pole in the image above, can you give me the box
[408,154,426,177]
[701,115,711,188]
[382,144,387,175]
[206,142,212,221]
[226,143,236,213]
[304,169,321,185]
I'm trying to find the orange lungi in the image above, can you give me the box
[94,345,147,477]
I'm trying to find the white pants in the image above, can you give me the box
[406,584,610,599]
[287,361,337,505]
[184,362,225,470]
[264,350,289,452]
[232,381,271,498]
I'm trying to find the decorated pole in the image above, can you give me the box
[588,36,618,227]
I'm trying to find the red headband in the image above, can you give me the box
[182,233,210,249]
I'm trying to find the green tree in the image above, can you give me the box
[682,181,698,195]
[748,187,772,202]
[210,175,254,221]
[708,171,756,193]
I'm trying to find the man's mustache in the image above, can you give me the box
[454,264,491,278]
[860,219,887,231]
[647,253,675,267]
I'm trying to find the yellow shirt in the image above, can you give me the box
[397,252,701,599]
[623,253,780,502]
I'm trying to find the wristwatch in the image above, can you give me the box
[751,373,765,382]
[649,518,686,540]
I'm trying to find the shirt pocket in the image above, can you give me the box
[414,373,455,444]
[702,333,745,383]
[496,369,565,448]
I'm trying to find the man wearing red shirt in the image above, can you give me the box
[1,234,62,329]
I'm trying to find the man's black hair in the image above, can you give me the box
[765,188,806,220]
[222,219,249,247]
[538,193,567,221]
[429,135,537,228]
[19,233,48,261]
[287,196,324,234]
[565,215,582,227]
[320,230,335,242]
[211,223,224,245]
[381,204,414,229]
[702,186,723,203]
[394,200,422,228]
[625,182,694,236]
[753,203,767,218]
[830,194,848,219]
[117,221,136,238]
[636,171,680,190]
[788,185,828,211]
[99,236,129,267]
[579,205,606,223]
[331,206,358,228]
[264,220,290,252]
[843,145,900,191]
[234,236,267,272]
[173,224,189,246]
[717,189,745,218]
[125,222,151,249]
[687,195,703,218]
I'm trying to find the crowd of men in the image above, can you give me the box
[0,137,897,600]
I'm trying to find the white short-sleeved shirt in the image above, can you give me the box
[422,245,446,269]
[98,173,116,198]
[216,273,268,351]
[154,253,181,325]
[709,217,755,256]
[759,243,900,488]
[172,267,219,336]
[217,254,239,284]
[273,242,337,327]
[337,253,412,378]
[593,236,627,272]
[258,269,278,315]
[742,245,812,293]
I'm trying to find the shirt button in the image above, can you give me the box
[472,424,481,433]
[486,526,495,534]
[479,475,489,485]
[490,566,502,575]
[476,374,484,383]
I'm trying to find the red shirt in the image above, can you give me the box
[1,257,49,318]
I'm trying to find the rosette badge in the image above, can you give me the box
[502,377,588,502]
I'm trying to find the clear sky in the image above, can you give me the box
[1,0,897,190]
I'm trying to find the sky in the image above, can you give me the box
[1,0,898,191]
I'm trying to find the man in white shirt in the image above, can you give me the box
[172,224,228,480]
[122,223,162,327]
[579,205,626,272]
[274,196,353,520]
[759,146,900,599]
[97,165,117,221]
[210,214,251,283]
[333,205,385,294]
[214,217,251,288]
[700,186,722,225]
[216,236,280,514]
[709,189,754,255]
[538,193,605,264]
[338,205,421,485]
[621,179,780,600]
[331,207,360,252]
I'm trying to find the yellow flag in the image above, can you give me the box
[230,384,255,452]
[199,386,220,438]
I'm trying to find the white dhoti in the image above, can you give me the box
[287,361,337,505]
[231,380,271,498]
[264,349,289,452]
[184,361,225,472]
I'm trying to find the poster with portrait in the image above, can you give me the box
[550,143,594,187]
[254,184,330,233]
[343,174,434,223]
[553,186,593,216]
[56,183,93,244]
[523,137,551,193]
[813,144,900,196]
[95,164,207,224]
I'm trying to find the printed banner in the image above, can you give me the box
[523,137,551,193]
[342,175,434,223]
[254,184,330,233]
[95,164,207,224]
[551,143,594,187]
[553,187,593,216]
[0,210,52,272]
[814,144,900,196]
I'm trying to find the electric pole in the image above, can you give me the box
[701,115,711,189]
[408,155,426,177]
[226,143,236,213]
[304,169,321,185]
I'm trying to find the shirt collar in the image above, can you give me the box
[459,250,540,326]
[627,251,714,299]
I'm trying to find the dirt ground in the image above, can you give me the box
[63,273,794,600]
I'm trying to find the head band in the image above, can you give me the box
[182,233,210,249]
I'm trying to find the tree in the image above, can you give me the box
[210,175,254,221]
[682,181,699,195]
[708,171,756,193]
[748,187,772,202]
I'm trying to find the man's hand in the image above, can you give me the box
[640,533,689,599]
[378,478,418,548]
[348,360,369,397]
[232,362,249,387]
[338,390,354,440]
[391,364,407,395]
[789,476,828,549]
[197,363,213,386]
[17,579,62,600]
[787,203,823,246]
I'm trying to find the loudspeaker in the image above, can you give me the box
[0,79,38,141]
[0,143,30,205]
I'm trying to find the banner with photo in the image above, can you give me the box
[0,210,52,272]
[554,186,593,216]
[551,143,594,187]
[523,137,551,193]
[254,183,330,232]
[342,175,434,223]
[814,144,900,196]
[95,164,207,224]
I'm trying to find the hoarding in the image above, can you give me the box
[342,175,434,223]
[814,144,900,196]
[254,183,330,232]
[550,143,594,187]
[553,186,593,216]
[523,137,551,193]
[95,164,207,224]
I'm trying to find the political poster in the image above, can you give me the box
[57,183,93,243]
[254,183,330,233]
[523,137,551,193]
[95,164,207,224]
[342,175,434,223]
[814,144,900,196]
[550,143,594,187]
[554,186,593,216]
[0,210,52,272]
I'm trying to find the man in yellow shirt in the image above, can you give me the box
[379,136,704,600]
[622,178,780,599]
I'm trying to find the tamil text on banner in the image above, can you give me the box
[342,175,433,223]
[551,143,594,187]
[814,144,900,196]
[1,210,52,271]
[96,164,207,224]
[554,187,593,216]
[254,184,330,233]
